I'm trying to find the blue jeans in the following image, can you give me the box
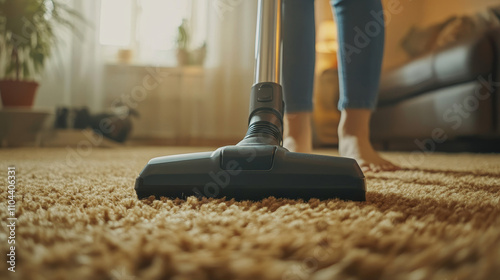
[282,0,385,112]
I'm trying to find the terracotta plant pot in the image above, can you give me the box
[176,49,189,66]
[0,80,39,108]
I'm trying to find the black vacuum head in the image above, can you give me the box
[135,145,365,201]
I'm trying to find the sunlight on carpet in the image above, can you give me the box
[0,147,499,280]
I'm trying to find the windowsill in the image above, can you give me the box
[105,62,204,68]
[104,63,205,76]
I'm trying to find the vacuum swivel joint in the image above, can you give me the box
[239,82,285,147]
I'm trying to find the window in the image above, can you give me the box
[99,0,208,66]
[99,0,133,46]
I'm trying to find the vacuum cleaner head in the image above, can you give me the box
[135,145,365,201]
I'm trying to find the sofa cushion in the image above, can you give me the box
[378,32,494,105]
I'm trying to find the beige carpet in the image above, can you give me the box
[1,147,499,280]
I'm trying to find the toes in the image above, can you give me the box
[360,163,381,173]
[352,153,401,173]
[359,161,401,173]
[372,157,401,171]
[383,165,395,171]
[361,166,370,173]
[370,163,381,173]
[359,163,371,173]
[380,164,395,171]
[381,162,401,171]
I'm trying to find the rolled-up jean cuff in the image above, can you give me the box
[284,102,314,113]
[338,99,377,111]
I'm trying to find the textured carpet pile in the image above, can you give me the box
[0,147,499,280]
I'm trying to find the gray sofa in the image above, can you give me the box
[370,27,500,151]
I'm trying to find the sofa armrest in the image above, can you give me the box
[485,27,500,134]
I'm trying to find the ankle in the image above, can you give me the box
[338,109,371,139]
[284,112,312,153]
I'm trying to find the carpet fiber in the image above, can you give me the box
[1,147,499,280]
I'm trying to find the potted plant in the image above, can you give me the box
[175,19,190,66]
[0,0,82,107]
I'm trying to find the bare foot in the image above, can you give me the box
[338,109,399,172]
[283,112,313,153]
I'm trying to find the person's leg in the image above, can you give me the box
[332,0,399,171]
[282,0,315,153]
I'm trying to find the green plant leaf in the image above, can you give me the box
[0,0,85,81]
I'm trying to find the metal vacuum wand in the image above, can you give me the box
[239,0,284,147]
[254,0,282,84]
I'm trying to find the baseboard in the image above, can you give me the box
[373,138,500,153]
[129,137,241,147]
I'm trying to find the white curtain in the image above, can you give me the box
[36,0,103,111]
[195,0,258,140]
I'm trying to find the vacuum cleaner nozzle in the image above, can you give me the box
[135,145,365,201]
[136,82,366,201]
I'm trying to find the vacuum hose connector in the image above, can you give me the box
[238,82,284,146]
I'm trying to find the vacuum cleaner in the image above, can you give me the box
[135,0,366,201]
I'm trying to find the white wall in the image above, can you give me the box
[381,0,424,71]
[381,0,500,70]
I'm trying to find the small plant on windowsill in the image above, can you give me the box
[0,0,83,108]
[175,19,190,66]
[175,19,206,67]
